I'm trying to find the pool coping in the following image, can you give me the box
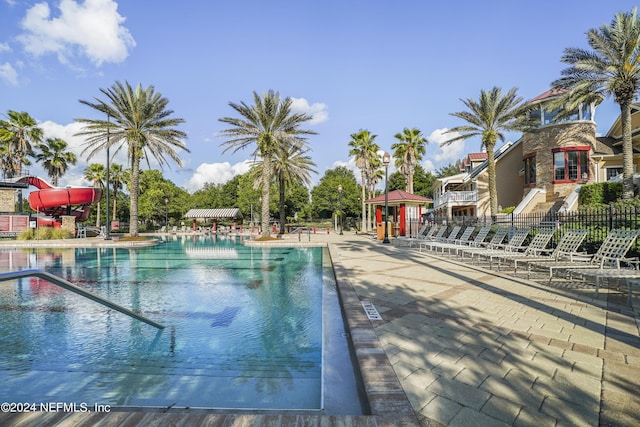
[0,239,421,426]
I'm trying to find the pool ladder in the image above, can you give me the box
[0,269,164,329]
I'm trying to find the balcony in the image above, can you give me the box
[433,190,478,208]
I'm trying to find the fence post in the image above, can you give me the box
[609,202,615,231]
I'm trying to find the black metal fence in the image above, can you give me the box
[432,204,640,257]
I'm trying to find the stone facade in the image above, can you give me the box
[520,121,597,203]
[0,189,16,212]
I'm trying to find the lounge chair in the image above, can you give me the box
[409,224,438,248]
[473,228,531,269]
[427,226,476,254]
[420,225,461,252]
[484,227,555,272]
[516,229,588,278]
[568,267,639,305]
[526,229,640,282]
[459,227,509,261]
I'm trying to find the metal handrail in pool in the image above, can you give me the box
[0,269,165,329]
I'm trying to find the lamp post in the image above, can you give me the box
[382,152,391,244]
[338,184,343,235]
[104,114,111,240]
[164,196,169,230]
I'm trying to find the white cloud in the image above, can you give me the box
[0,62,18,85]
[422,159,435,173]
[290,97,329,125]
[0,42,10,53]
[428,128,466,164]
[18,0,135,66]
[185,160,253,191]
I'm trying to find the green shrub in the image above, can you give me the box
[579,182,622,205]
[16,228,74,240]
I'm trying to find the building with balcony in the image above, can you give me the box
[432,89,640,219]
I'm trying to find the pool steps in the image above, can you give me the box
[0,269,165,329]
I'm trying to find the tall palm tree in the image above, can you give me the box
[248,140,316,234]
[552,8,640,199]
[0,110,43,177]
[36,137,77,186]
[366,156,383,231]
[109,163,129,220]
[348,129,379,233]
[391,127,427,194]
[443,87,532,218]
[83,163,105,227]
[219,90,316,239]
[75,81,189,236]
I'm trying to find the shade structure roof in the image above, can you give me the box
[184,208,242,219]
[365,189,432,205]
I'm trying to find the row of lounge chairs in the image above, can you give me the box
[410,224,640,304]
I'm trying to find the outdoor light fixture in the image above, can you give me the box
[338,184,343,235]
[104,114,111,240]
[382,152,391,244]
[164,196,169,229]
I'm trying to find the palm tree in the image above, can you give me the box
[248,140,316,234]
[36,137,77,186]
[109,163,129,220]
[443,87,532,218]
[391,127,427,194]
[219,90,316,239]
[365,156,383,231]
[552,8,640,199]
[0,110,43,177]
[83,163,105,227]
[75,81,189,236]
[348,129,379,233]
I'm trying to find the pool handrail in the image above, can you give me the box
[0,269,165,329]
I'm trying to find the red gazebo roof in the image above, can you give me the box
[365,189,432,204]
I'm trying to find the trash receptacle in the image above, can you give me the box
[376,221,393,240]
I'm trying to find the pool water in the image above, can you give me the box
[0,235,363,412]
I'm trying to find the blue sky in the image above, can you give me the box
[0,0,637,191]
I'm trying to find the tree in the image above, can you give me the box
[310,166,358,220]
[108,163,129,221]
[83,163,105,227]
[0,110,43,177]
[443,87,531,217]
[552,8,640,199]
[76,81,189,236]
[391,127,427,194]
[251,140,316,233]
[219,90,316,239]
[435,163,460,178]
[36,137,77,186]
[348,129,379,232]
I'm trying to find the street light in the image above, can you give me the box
[164,196,169,230]
[338,184,343,235]
[104,113,111,240]
[382,152,391,244]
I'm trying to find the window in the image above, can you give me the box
[552,147,590,183]
[606,167,623,181]
[524,155,536,185]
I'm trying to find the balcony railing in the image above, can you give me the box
[434,190,478,208]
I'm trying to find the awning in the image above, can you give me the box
[184,208,243,219]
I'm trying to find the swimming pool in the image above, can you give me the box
[0,235,364,413]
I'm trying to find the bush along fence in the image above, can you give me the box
[431,204,640,258]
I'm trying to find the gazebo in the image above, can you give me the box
[365,190,432,238]
[184,208,243,232]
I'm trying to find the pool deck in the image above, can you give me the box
[1,232,639,426]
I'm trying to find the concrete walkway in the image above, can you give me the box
[332,234,640,426]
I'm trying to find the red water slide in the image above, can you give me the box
[18,177,102,226]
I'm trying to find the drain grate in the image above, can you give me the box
[361,300,382,320]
